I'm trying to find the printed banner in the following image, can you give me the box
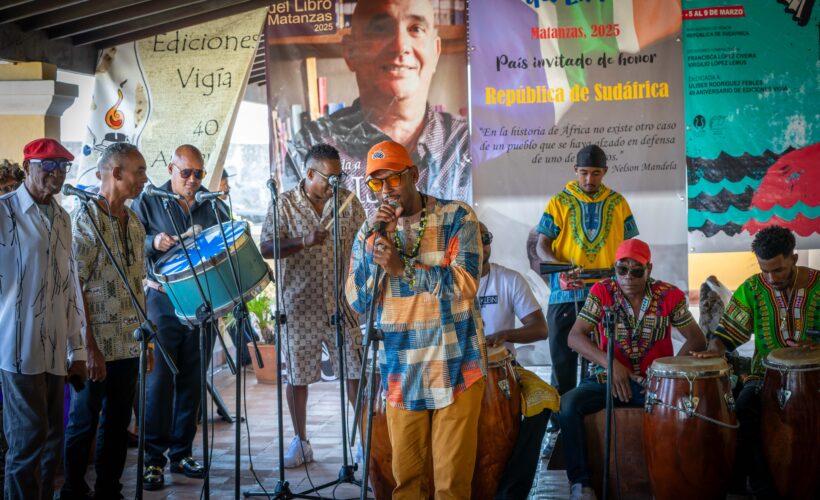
[470,0,689,302]
[684,1,820,252]
[77,9,266,188]
[264,0,469,214]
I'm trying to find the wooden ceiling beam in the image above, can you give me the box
[0,0,87,25]
[87,0,270,49]
[19,0,152,32]
[46,0,206,40]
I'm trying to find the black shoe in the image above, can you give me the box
[170,456,206,479]
[142,465,164,491]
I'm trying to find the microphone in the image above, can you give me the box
[370,199,401,236]
[328,175,341,187]
[194,191,225,203]
[145,184,182,201]
[266,178,277,196]
[62,184,104,202]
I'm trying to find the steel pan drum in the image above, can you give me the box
[154,221,272,323]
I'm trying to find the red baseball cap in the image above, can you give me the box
[23,138,74,161]
[615,238,651,265]
[366,141,413,177]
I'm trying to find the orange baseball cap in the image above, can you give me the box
[366,140,413,176]
[615,238,651,265]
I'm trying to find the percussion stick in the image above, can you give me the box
[179,224,202,240]
[324,191,357,231]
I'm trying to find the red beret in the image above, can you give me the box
[615,238,651,265]
[23,138,74,161]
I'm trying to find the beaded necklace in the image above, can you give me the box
[394,193,427,262]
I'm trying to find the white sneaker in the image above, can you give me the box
[283,436,314,468]
[570,483,597,500]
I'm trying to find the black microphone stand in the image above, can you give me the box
[158,197,215,498]
[76,198,178,500]
[208,198,264,499]
[602,306,617,500]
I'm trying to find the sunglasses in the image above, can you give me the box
[30,159,72,173]
[366,168,410,192]
[615,265,647,278]
[311,169,346,183]
[481,232,493,245]
[173,165,206,179]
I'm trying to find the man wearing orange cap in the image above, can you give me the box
[0,138,87,500]
[346,140,484,499]
[559,238,705,500]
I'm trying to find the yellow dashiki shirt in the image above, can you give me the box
[714,267,820,378]
[537,181,638,304]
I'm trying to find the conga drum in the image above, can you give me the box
[761,347,820,499]
[472,345,521,499]
[644,356,737,500]
[360,345,521,499]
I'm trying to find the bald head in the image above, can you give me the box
[351,0,436,36]
[168,144,206,202]
[171,144,204,166]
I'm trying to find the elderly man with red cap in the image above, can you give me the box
[0,138,87,500]
[559,238,706,500]
[346,140,485,499]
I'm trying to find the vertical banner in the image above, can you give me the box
[264,0,469,214]
[470,1,688,299]
[684,1,820,252]
[78,9,266,188]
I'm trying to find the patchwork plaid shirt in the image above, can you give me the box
[345,196,486,411]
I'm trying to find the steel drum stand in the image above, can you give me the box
[209,201,266,499]
[77,199,178,500]
[602,306,618,500]
[160,197,221,498]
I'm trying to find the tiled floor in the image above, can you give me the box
[96,365,570,499]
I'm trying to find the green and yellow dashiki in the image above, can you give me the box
[714,267,820,378]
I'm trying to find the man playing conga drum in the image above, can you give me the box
[346,140,485,499]
[694,225,819,497]
[560,238,706,500]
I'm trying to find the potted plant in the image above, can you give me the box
[225,290,279,384]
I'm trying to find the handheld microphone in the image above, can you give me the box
[194,191,225,203]
[62,184,104,202]
[145,184,182,201]
[370,199,401,236]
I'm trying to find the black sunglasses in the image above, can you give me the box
[616,265,646,278]
[173,165,206,179]
[481,232,493,245]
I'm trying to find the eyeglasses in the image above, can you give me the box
[481,232,493,245]
[366,168,410,192]
[615,265,647,278]
[173,165,206,179]
[30,159,72,173]
[311,169,346,183]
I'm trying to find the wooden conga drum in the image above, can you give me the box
[360,345,521,499]
[761,347,820,500]
[643,356,737,500]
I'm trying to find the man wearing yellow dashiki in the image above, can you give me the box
[694,225,819,497]
[535,145,638,429]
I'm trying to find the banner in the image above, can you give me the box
[470,0,688,307]
[684,1,820,252]
[264,0,468,214]
[77,9,266,188]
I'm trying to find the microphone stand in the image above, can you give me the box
[602,306,617,500]
[76,198,178,500]
[159,197,214,498]
[208,198,264,499]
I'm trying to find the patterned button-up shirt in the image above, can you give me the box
[579,278,695,378]
[284,99,471,215]
[72,202,147,362]
[0,185,86,375]
[345,197,486,411]
[261,181,366,339]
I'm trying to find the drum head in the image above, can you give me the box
[764,347,820,371]
[154,221,248,281]
[648,355,730,379]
